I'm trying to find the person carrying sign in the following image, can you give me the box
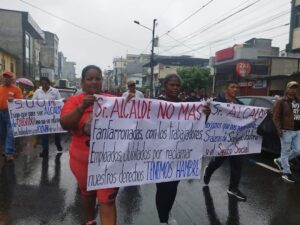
[32,77,63,157]
[60,65,118,225]
[203,80,247,201]
[273,81,300,183]
[0,71,23,162]
[155,73,182,225]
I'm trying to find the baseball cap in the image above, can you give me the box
[2,71,15,78]
[127,80,136,86]
[286,81,299,88]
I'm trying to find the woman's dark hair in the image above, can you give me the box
[164,73,181,87]
[81,65,102,82]
[40,76,50,84]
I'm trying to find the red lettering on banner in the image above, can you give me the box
[157,102,175,119]
[178,104,189,120]
[110,99,122,118]
[178,103,203,120]
[234,142,249,154]
[110,99,152,119]
[217,143,233,156]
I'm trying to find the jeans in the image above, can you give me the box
[0,110,15,156]
[279,130,300,174]
[206,155,243,190]
[40,133,62,152]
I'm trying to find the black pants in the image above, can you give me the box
[206,155,243,190]
[41,133,62,152]
[156,181,180,223]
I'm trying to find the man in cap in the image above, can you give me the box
[0,71,23,162]
[273,81,300,183]
[122,80,144,99]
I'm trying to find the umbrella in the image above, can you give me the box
[16,78,34,87]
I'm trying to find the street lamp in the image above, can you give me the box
[134,19,157,98]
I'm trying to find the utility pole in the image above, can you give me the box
[134,19,157,98]
[150,19,157,98]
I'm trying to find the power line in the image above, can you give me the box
[177,23,289,55]
[173,0,253,43]
[140,40,152,54]
[187,12,290,49]
[159,0,264,52]
[19,0,143,51]
[183,0,263,40]
[159,7,289,53]
[160,0,215,37]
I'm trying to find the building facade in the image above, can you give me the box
[213,38,300,96]
[63,61,76,86]
[0,9,44,79]
[287,0,300,52]
[0,47,17,76]
[40,31,59,82]
[113,56,126,89]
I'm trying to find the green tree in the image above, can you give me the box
[177,66,211,92]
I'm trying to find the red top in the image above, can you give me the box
[61,92,112,162]
[0,85,23,110]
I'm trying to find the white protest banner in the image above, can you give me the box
[8,99,67,137]
[87,95,206,190]
[203,101,268,157]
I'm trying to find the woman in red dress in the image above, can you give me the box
[60,65,118,225]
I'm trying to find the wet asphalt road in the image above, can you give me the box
[0,135,300,225]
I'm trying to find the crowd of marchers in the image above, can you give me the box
[0,66,299,225]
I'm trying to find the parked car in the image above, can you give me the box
[57,87,77,101]
[237,96,280,154]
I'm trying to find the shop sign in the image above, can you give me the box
[252,80,267,89]
[215,47,234,62]
[239,82,252,87]
[236,62,251,77]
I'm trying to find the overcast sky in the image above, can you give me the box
[0,0,290,76]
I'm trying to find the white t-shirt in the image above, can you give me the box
[32,87,62,100]
[122,90,144,98]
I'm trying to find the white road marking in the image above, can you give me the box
[248,159,280,173]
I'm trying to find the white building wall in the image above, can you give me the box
[40,68,55,82]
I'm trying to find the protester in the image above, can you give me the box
[186,90,200,102]
[156,73,182,225]
[273,81,300,183]
[0,71,23,162]
[203,80,247,201]
[32,77,63,157]
[22,89,34,99]
[178,92,186,101]
[60,65,118,225]
[122,80,144,99]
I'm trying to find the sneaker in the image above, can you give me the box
[227,188,247,201]
[282,173,295,183]
[203,166,212,185]
[274,158,283,171]
[167,217,178,225]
